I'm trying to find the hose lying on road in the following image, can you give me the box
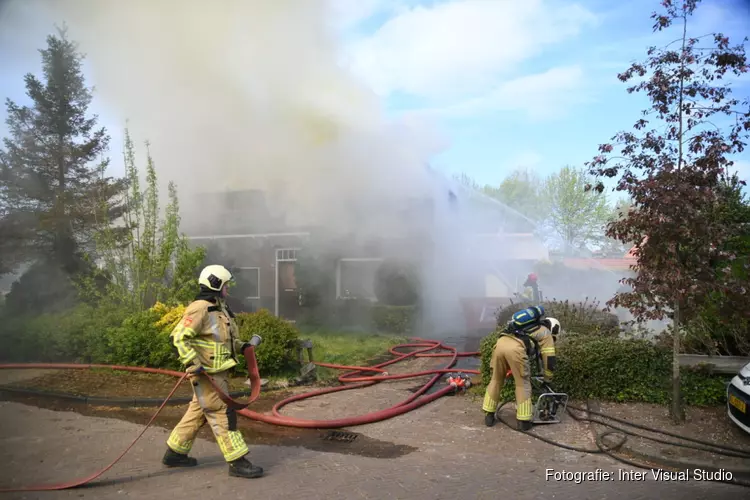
[0,339,470,492]
[494,396,750,488]
[1,338,749,492]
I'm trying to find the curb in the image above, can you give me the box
[0,386,253,408]
[585,399,750,482]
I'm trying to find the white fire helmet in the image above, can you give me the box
[546,317,561,337]
[198,265,234,291]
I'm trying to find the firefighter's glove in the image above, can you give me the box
[186,361,205,379]
[240,334,263,354]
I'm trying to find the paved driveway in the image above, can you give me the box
[1,395,746,500]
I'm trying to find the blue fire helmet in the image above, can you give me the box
[512,307,542,330]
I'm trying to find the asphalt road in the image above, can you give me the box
[0,400,746,500]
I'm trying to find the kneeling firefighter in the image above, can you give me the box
[482,305,558,431]
[162,264,264,479]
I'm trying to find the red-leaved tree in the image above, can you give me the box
[585,0,750,422]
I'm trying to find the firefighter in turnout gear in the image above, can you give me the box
[162,264,264,479]
[482,306,558,431]
[518,273,541,302]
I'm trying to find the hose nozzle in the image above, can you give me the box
[249,334,263,347]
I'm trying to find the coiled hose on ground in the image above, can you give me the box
[0,338,749,492]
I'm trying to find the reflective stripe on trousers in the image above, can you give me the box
[167,371,249,462]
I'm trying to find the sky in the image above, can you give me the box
[1,0,749,200]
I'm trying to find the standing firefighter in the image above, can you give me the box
[162,264,264,479]
[519,273,541,302]
[482,305,558,431]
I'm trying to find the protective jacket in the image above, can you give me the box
[170,296,245,374]
[520,284,541,302]
[482,322,557,422]
[500,324,556,380]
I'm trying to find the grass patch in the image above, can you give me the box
[303,330,409,381]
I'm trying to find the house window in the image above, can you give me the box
[336,258,383,300]
[276,248,298,261]
[233,267,260,299]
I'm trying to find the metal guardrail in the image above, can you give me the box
[678,354,749,375]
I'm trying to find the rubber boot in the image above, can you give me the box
[228,456,264,479]
[162,447,197,467]
[517,419,533,431]
[484,412,496,427]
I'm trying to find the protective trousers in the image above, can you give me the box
[166,370,249,462]
[482,336,533,421]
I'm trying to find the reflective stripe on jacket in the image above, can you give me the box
[170,299,244,373]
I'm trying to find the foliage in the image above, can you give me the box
[373,258,419,306]
[0,303,128,363]
[585,0,749,324]
[479,331,731,407]
[0,295,412,383]
[542,165,612,252]
[597,199,634,256]
[3,260,81,315]
[0,26,126,275]
[584,0,750,421]
[103,303,180,369]
[234,309,301,375]
[494,299,621,337]
[457,166,616,250]
[78,129,206,312]
[475,168,547,224]
[371,304,416,334]
[659,309,750,357]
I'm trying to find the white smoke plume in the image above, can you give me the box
[0,0,536,337]
[1,0,449,232]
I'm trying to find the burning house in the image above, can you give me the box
[179,170,548,335]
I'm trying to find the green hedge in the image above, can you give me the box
[0,304,129,363]
[479,330,733,407]
[0,303,305,377]
[104,306,179,369]
[371,305,415,334]
[495,299,620,337]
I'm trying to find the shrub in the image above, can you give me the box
[3,261,82,316]
[551,335,670,403]
[234,309,301,375]
[479,330,731,406]
[374,258,419,306]
[679,296,750,356]
[0,303,128,363]
[104,302,180,369]
[494,298,620,337]
[101,304,303,375]
[372,304,416,334]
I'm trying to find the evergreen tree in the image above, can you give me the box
[0,26,126,277]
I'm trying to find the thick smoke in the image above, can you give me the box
[0,0,531,337]
[3,0,448,227]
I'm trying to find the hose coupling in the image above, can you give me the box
[446,372,471,392]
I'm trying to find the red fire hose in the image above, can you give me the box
[0,338,480,492]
